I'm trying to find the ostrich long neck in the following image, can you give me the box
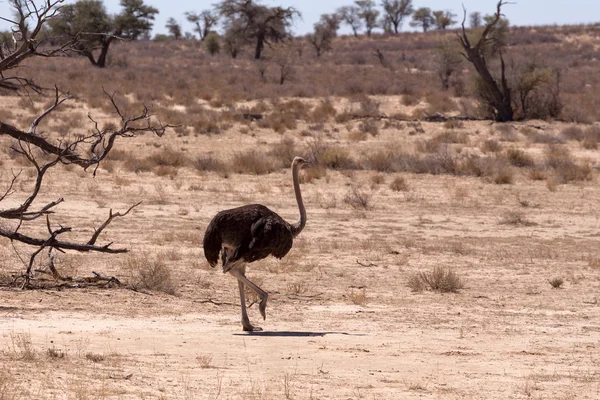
[290,161,306,237]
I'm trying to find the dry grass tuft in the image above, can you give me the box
[194,154,228,176]
[124,253,177,295]
[196,354,213,368]
[408,266,465,293]
[549,277,564,288]
[506,148,535,168]
[499,211,537,226]
[85,352,105,363]
[231,151,277,175]
[343,186,373,210]
[389,176,409,192]
[349,288,367,305]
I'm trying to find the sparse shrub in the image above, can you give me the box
[343,186,373,210]
[300,165,326,183]
[319,146,355,169]
[196,354,213,368]
[268,137,296,167]
[359,120,379,136]
[390,176,409,192]
[364,151,394,172]
[408,266,464,293]
[528,167,547,181]
[499,211,536,226]
[530,132,564,144]
[258,111,297,133]
[549,277,564,288]
[355,94,380,116]
[506,148,535,168]
[47,347,66,359]
[124,253,177,295]
[349,288,367,305]
[194,155,227,175]
[370,174,385,185]
[481,139,502,153]
[401,94,420,106]
[145,147,190,168]
[443,120,464,130]
[561,125,585,141]
[231,151,277,175]
[545,145,592,183]
[309,99,337,123]
[205,32,220,55]
[85,352,105,363]
[493,166,514,184]
[433,130,468,144]
[347,131,367,141]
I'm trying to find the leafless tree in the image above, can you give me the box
[457,1,514,122]
[337,5,362,37]
[0,1,172,286]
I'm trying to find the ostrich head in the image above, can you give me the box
[292,157,309,167]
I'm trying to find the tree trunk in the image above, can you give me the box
[254,35,265,59]
[95,37,114,68]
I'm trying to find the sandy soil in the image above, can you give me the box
[1,106,600,399]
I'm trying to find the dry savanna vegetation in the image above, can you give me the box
[1,8,600,399]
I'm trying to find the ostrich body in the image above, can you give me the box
[203,157,308,331]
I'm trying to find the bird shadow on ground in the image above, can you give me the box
[233,331,366,337]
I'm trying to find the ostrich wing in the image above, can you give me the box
[243,217,293,262]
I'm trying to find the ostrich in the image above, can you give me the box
[203,156,309,331]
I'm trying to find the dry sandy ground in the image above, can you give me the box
[1,104,600,399]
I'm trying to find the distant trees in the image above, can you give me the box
[432,10,456,30]
[185,10,218,41]
[337,5,363,37]
[355,0,380,36]
[410,7,434,32]
[380,0,413,34]
[215,0,300,60]
[433,40,462,90]
[166,17,182,40]
[469,11,482,28]
[308,22,333,57]
[50,0,158,68]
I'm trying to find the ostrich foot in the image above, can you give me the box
[243,323,263,332]
[259,294,268,320]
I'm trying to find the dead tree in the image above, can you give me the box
[457,1,514,122]
[0,1,172,286]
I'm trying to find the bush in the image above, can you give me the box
[124,253,177,295]
[319,147,355,169]
[407,266,464,293]
[205,32,220,55]
[194,155,227,175]
[389,176,409,192]
[231,151,277,175]
[506,148,535,168]
[343,186,373,210]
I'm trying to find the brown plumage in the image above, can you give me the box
[202,157,309,331]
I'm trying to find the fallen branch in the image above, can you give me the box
[356,259,378,268]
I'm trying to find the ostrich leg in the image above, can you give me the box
[229,267,269,326]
